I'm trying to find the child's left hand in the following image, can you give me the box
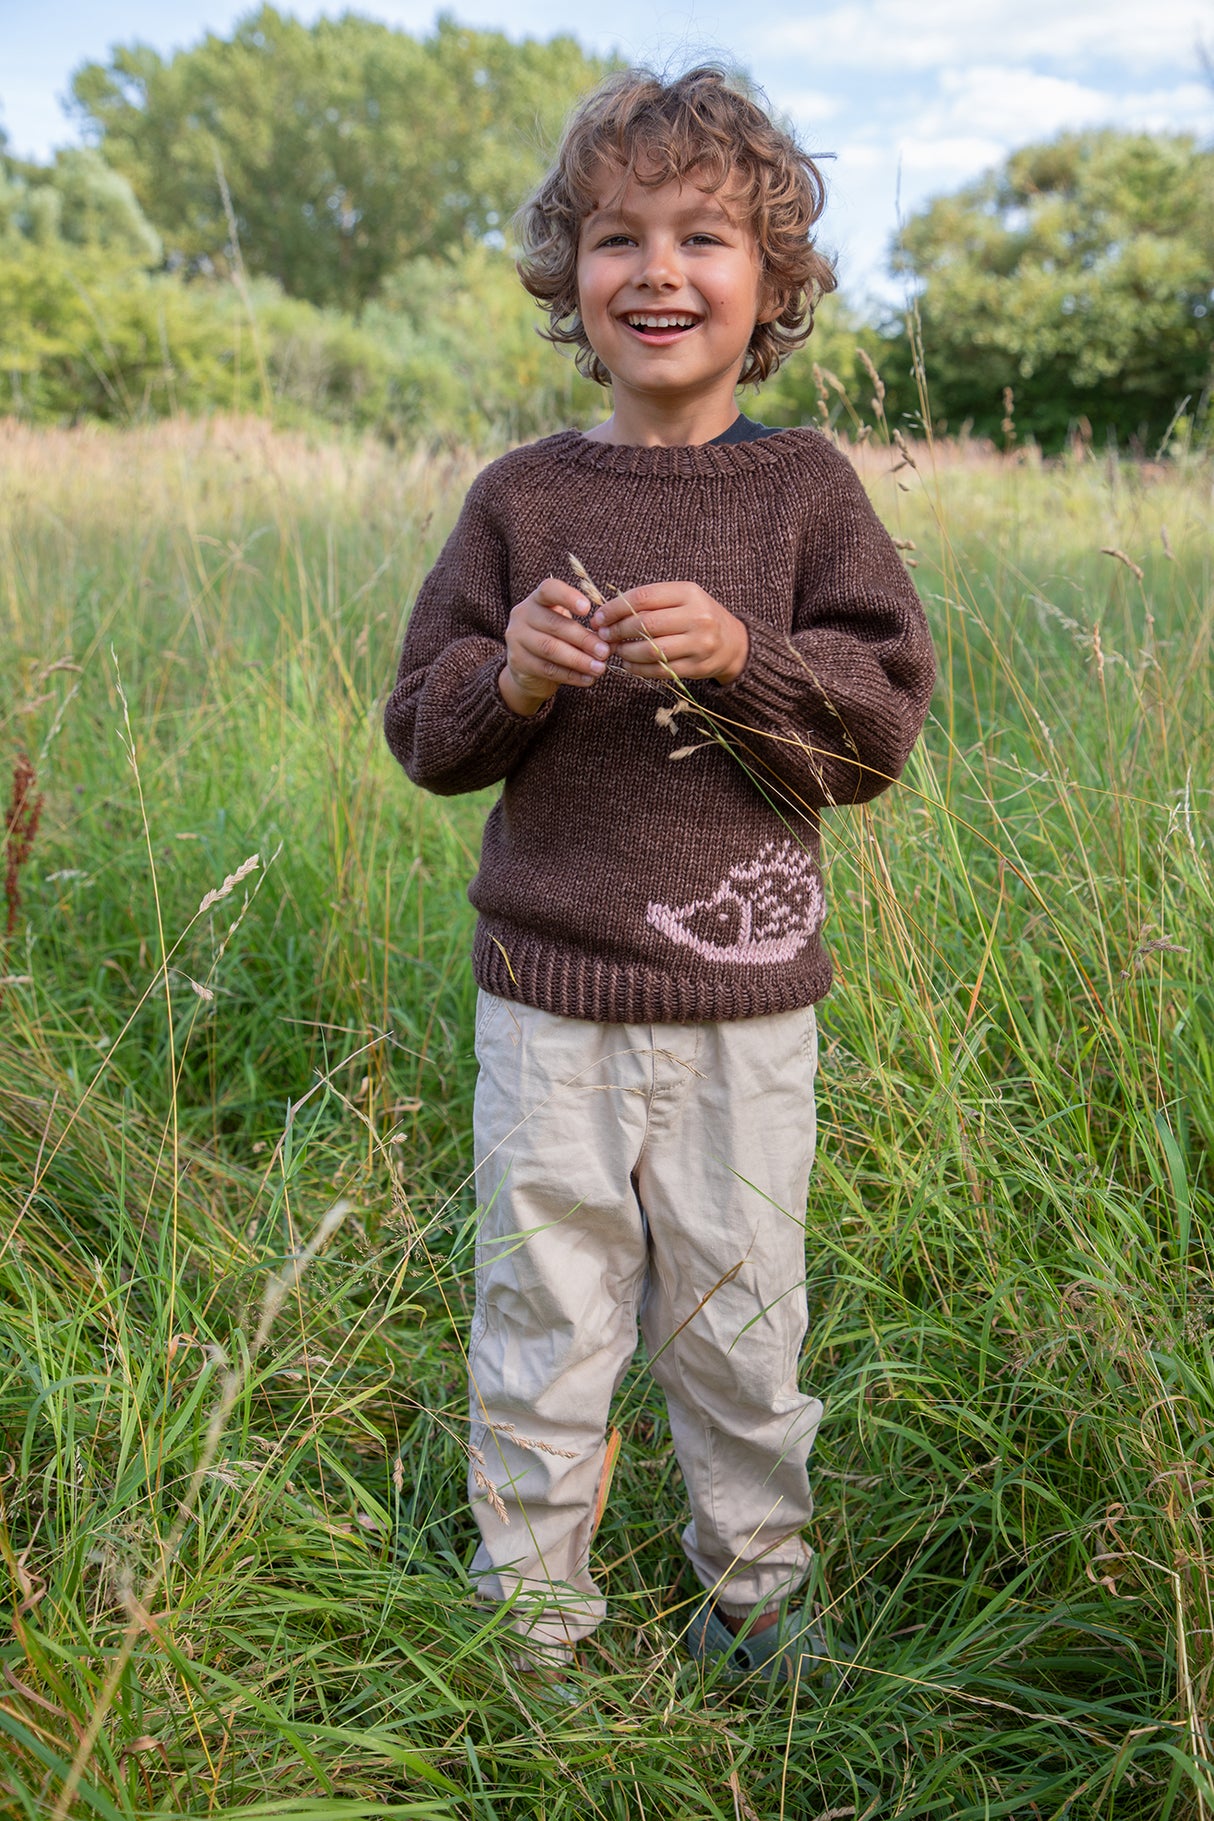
[592,584,749,684]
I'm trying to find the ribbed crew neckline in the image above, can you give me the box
[532,425,809,480]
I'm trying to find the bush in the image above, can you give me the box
[0,240,606,441]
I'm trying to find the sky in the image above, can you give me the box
[2,0,1211,304]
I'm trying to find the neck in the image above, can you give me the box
[585,386,742,448]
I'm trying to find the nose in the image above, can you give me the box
[637,236,681,292]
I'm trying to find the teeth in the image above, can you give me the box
[626,314,697,329]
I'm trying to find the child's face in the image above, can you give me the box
[576,166,772,415]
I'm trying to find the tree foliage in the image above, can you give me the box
[891,131,1214,447]
[0,239,601,438]
[70,6,610,312]
[0,143,161,262]
[11,37,1214,453]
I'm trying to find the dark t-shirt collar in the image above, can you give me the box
[709,414,779,445]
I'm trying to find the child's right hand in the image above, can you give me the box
[499,578,610,715]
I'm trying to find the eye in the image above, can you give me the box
[594,233,634,249]
[686,232,724,247]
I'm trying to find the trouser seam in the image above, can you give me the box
[633,1022,657,1175]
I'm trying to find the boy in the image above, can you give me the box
[384,66,934,1681]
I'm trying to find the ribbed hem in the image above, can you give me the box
[473,920,832,1024]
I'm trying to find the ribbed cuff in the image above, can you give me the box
[720,615,821,723]
[418,656,555,786]
[718,617,908,808]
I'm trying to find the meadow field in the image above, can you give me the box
[0,414,1211,1818]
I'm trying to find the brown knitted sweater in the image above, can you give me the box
[384,428,934,1023]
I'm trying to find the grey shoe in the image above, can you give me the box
[684,1597,846,1688]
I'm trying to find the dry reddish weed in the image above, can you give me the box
[1,752,42,1011]
[4,752,42,940]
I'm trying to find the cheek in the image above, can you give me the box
[714,290,757,329]
[575,263,609,323]
[714,265,763,323]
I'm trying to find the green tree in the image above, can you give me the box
[753,294,906,433]
[364,243,601,442]
[0,143,161,261]
[70,7,609,313]
[890,131,1214,448]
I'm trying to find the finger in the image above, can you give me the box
[528,610,610,660]
[513,655,601,689]
[601,609,686,645]
[589,594,635,629]
[592,588,692,631]
[615,634,702,669]
[528,602,605,638]
[518,626,608,675]
[515,602,610,652]
[618,582,689,612]
[532,577,591,616]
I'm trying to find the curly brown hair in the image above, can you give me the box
[515,66,836,388]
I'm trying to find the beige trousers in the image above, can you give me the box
[468,991,823,1652]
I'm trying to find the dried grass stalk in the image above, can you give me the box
[198,853,260,916]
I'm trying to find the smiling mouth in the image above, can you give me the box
[622,313,701,337]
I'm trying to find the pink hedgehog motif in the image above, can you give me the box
[646,840,824,965]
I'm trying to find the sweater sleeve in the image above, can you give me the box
[383,471,554,796]
[719,449,935,810]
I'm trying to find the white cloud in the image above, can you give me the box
[895,133,1006,175]
[761,0,1208,72]
[1118,79,1214,132]
[834,66,1214,210]
[830,142,891,172]
[927,66,1111,139]
[904,67,1214,152]
[768,87,842,127]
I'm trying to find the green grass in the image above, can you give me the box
[1,415,1211,1819]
